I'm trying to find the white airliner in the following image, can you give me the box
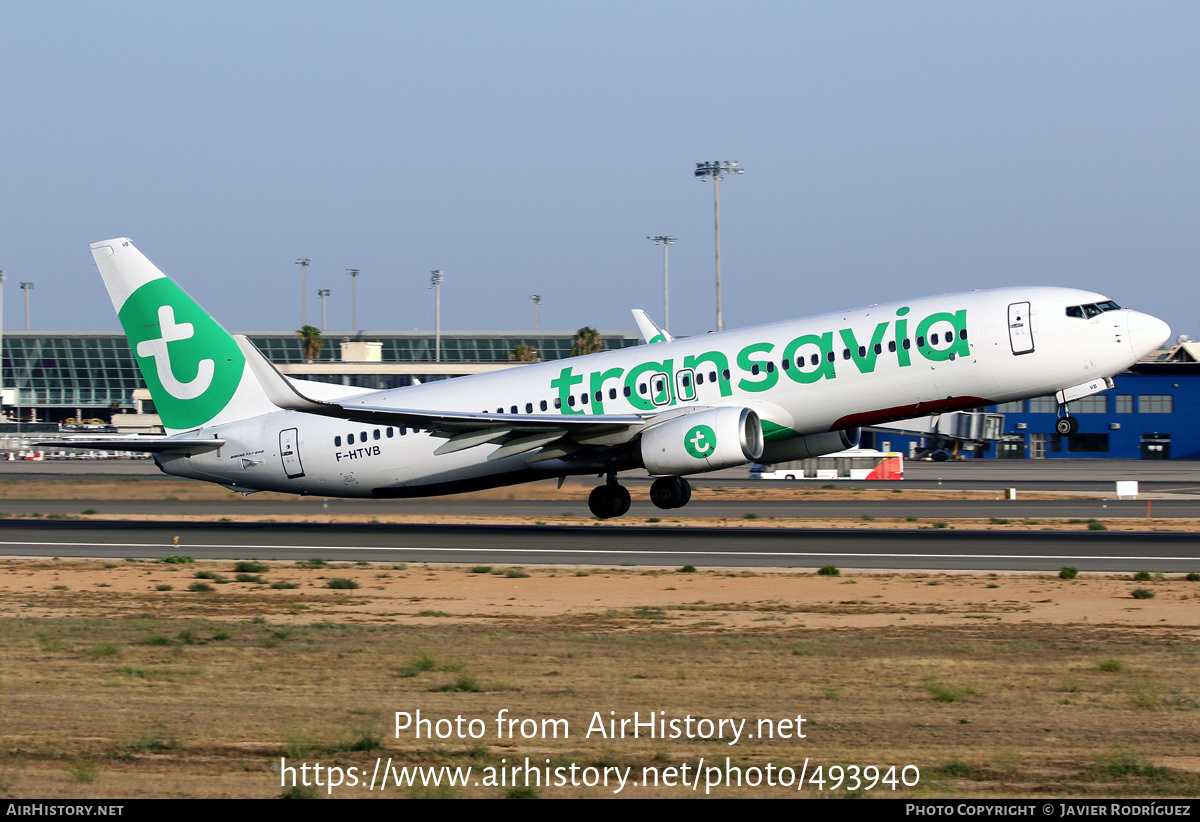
[49,238,1170,518]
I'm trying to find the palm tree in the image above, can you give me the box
[510,345,540,363]
[296,325,324,362]
[571,327,604,356]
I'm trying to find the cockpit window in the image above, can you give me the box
[1066,300,1121,319]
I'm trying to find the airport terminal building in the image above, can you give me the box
[1,330,1196,460]
[0,329,637,429]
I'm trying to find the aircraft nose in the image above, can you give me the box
[1127,311,1171,360]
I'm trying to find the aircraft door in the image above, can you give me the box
[1008,302,1034,355]
[279,428,305,479]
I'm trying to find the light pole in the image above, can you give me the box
[430,270,445,363]
[646,235,677,333]
[295,258,311,327]
[317,289,331,331]
[346,269,361,332]
[694,161,744,331]
[530,294,542,331]
[19,282,33,331]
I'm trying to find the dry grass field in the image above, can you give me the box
[2,556,1199,799]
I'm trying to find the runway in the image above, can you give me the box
[2,497,1198,519]
[2,519,1198,573]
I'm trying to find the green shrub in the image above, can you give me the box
[270,581,299,590]
[158,555,194,564]
[1133,570,1152,581]
[187,582,215,593]
[1059,567,1078,580]
[1187,573,1200,582]
[680,565,696,573]
[504,570,531,578]
[234,561,269,573]
[470,566,493,574]
[155,584,173,592]
[235,573,264,583]
[1131,588,1155,600]
[817,565,840,576]
[1087,521,1108,531]
[1098,658,1124,672]
[924,680,977,702]
[327,578,359,589]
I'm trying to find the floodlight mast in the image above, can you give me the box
[646,235,677,333]
[530,294,542,331]
[19,281,33,331]
[346,269,361,332]
[694,160,744,331]
[295,258,311,327]
[317,288,331,331]
[430,270,445,363]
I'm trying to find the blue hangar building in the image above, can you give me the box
[864,343,1200,460]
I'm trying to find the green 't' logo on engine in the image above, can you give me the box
[684,424,717,459]
[118,278,244,430]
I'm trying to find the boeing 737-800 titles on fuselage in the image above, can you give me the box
[49,239,1171,518]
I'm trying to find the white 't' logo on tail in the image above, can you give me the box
[136,305,215,400]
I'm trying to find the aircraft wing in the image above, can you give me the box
[33,437,226,455]
[235,336,655,460]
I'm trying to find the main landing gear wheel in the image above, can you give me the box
[588,484,631,519]
[1055,415,1079,436]
[649,476,692,510]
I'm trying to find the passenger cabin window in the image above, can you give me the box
[386,428,394,438]
[373,429,380,440]
[334,436,342,447]
[347,433,354,444]
[540,400,548,411]
[526,402,533,414]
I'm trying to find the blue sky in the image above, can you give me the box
[2,2,1198,340]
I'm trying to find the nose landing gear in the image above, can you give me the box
[1055,404,1079,436]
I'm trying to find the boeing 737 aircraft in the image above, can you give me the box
[48,238,1171,519]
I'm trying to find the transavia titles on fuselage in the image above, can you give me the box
[46,239,1170,519]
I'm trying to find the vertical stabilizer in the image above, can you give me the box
[91,238,276,433]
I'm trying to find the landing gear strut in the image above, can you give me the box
[650,476,692,510]
[588,470,631,519]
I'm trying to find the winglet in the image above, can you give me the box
[632,309,673,344]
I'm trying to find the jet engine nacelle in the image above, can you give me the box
[758,427,861,464]
[640,407,764,476]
